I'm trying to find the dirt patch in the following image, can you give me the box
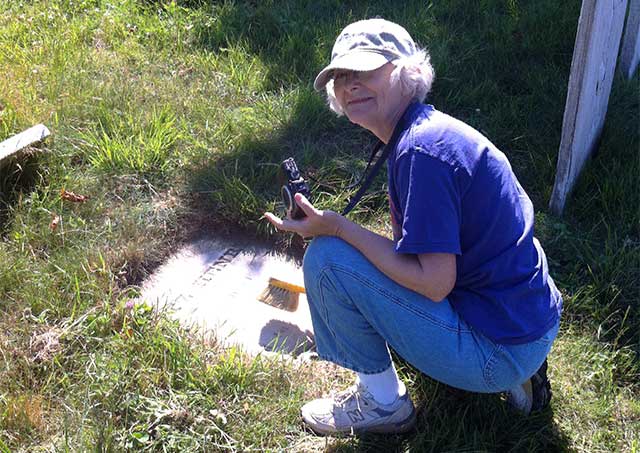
[2,394,47,435]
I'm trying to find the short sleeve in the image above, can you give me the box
[393,149,462,255]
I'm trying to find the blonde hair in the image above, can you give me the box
[325,48,435,116]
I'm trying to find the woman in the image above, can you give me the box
[264,18,562,436]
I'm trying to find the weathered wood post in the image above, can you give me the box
[549,0,629,216]
[0,124,51,165]
[620,0,640,78]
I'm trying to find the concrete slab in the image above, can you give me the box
[140,238,315,356]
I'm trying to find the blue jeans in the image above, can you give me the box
[303,236,559,393]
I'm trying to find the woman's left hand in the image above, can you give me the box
[264,193,343,239]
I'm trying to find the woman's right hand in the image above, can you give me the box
[264,193,343,239]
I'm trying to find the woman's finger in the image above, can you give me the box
[264,212,288,230]
[294,193,316,216]
[264,212,303,234]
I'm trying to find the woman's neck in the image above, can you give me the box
[372,98,413,143]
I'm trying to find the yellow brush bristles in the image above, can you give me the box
[257,278,305,312]
[266,277,305,294]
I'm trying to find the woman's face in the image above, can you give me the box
[332,62,407,135]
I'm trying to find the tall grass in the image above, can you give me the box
[80,107,181,175]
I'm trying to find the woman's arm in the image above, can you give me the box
[264,193,456,302]
[336,213,456,301]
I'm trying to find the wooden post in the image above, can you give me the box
[549,0,629,216]
[0,124,51,164]
[620,0,640,78]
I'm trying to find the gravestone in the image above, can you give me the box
[140,238,315,357]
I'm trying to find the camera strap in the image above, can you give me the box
[341,140,391,216]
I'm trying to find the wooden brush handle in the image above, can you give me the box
[268,277,306,294]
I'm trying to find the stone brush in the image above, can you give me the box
[257,277,306,312]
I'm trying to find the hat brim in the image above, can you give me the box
[313,51,392,91]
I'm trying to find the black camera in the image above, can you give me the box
[280,157,311,219]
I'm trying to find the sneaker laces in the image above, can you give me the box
[333,384,369,411]
[333,386,357,406]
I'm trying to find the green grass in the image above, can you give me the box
[1,0,638,451]
[80,106,182,175]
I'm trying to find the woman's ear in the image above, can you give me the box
[399,66,416,98]
[326,79,346,116]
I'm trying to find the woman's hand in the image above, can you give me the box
[264,193,343,239]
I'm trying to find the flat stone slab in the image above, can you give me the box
[140,238,314,356]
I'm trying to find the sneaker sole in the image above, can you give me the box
[366,409,417,434]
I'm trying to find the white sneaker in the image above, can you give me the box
[301,383,416,435]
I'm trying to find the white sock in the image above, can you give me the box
[507,380,533,414]
[357,363,404,405]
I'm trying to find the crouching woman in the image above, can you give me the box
[264,18,562,436]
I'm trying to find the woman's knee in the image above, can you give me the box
[303,236,354,276]
[303,236,363,306]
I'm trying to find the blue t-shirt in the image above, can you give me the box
[387,102,562,345]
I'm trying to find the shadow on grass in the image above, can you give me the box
[183,86,376,255]
[179,0,589,251]
[185,0,584,200]
[321,386,571,452]
[182,0,575,224]
[0,154,42,235]
[189,1,445,93]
